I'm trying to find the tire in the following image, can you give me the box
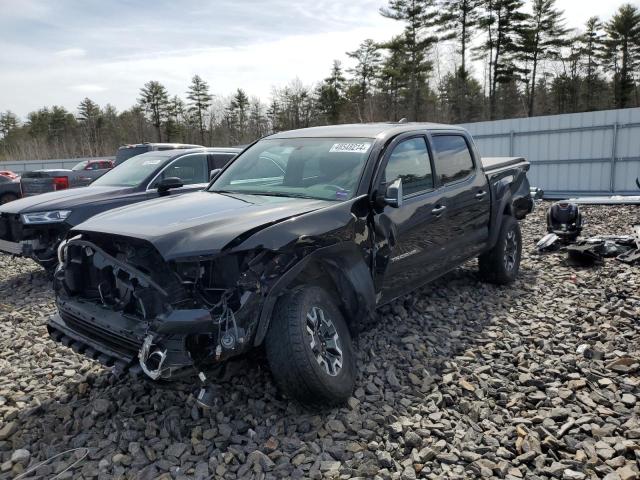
[479,215,522,285]
[0,193,18,205]
[265,285,356,407]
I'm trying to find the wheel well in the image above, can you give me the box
[289,259,359,335]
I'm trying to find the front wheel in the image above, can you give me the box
[479,215,522,284]
[265,285,356,406]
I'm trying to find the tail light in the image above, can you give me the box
[53,176,69,190]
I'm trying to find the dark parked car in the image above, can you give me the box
[50,123,532,406]
[0,175,21,205]
[19,159,114,196]
[0,147,240,269]
[115,143,203,166]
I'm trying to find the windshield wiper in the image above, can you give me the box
[211,189,316,199]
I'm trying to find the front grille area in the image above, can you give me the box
[0,213,22,242]
[58,308,142,358]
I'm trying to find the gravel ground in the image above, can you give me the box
[0,203,638,480]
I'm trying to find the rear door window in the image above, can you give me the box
[431,135,474,185]
[211,153,237,169]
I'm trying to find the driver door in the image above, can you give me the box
[372,133,447,304]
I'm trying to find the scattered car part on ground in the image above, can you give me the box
[0,174,21,205]
[0,147,240,269]
[547,201,582,242]
[115,142,204,166]
[48,122,533,406]
[535,232,560,252]
[537,201,640,267]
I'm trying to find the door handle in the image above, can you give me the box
[475,191,487,199]
[431,205,446,215]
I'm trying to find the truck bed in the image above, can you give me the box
[481,157,528,172]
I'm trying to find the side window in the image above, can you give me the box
[211,154,236,169]
[431,135,474,185]
[155,154,208,187]
[383,137,433,197]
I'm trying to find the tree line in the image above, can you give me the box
[1,0,639,160]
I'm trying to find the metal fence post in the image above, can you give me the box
[610,123,618,193]
[509,131,515,157]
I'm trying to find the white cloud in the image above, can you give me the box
[70,84,107,93]
[54,48,86,58]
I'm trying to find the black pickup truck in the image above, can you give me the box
[50,123,532,406]
[0,148,240,269]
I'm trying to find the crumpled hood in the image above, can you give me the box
[0,186,131,214]
[74,191,334,259]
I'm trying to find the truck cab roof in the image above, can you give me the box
[268,122,467,140]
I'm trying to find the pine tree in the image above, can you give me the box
[317,60,347,124]
[0,111,19,139]
[380,0,438,120]
[378,36,410,121]
[165,96,186,142]
[227,89,250,143]
[579,17,607,110]
[77,98,102,155]
[605,3,640,109]
[186,75,212,145]
[438,0,481,75]
[476,0,528,119]
[519,0,570,116]
[138,81,170,141]
[347,40,382,121]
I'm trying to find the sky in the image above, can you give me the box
[0,0,634,119]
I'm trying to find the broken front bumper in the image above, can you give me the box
[48,299,210,378]
[0,238,23,255]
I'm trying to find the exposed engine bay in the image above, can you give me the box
[51,232,296,380]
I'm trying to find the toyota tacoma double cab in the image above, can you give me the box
[49,123,532,406]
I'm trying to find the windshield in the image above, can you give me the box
[209,137,373,201]
[115,146,149,165]
[92,153,169,187]
[72,161,88,171]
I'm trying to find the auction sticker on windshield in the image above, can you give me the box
[329,143,371,153]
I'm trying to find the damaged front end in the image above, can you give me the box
[0,212,65,267]
[49,232,295,380]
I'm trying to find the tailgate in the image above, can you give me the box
[20,175,55,196]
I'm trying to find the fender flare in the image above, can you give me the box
[253,242,376,346]
[488,188,514,249]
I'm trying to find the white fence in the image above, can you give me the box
[0,156,115,173]
[462,107,640,198]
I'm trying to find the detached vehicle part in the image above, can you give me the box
[547,201,582,242]
[49,122,533,407]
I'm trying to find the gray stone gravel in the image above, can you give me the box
[0,203,638,479]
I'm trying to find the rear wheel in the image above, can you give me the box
[0,193,18,205]
[265,285,356,406]
[479,215,522,284]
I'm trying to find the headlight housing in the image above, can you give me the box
[21,210,71,224]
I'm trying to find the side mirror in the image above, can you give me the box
[209,168,222,181]
[384,178,403,208]
[157,177,184,193]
